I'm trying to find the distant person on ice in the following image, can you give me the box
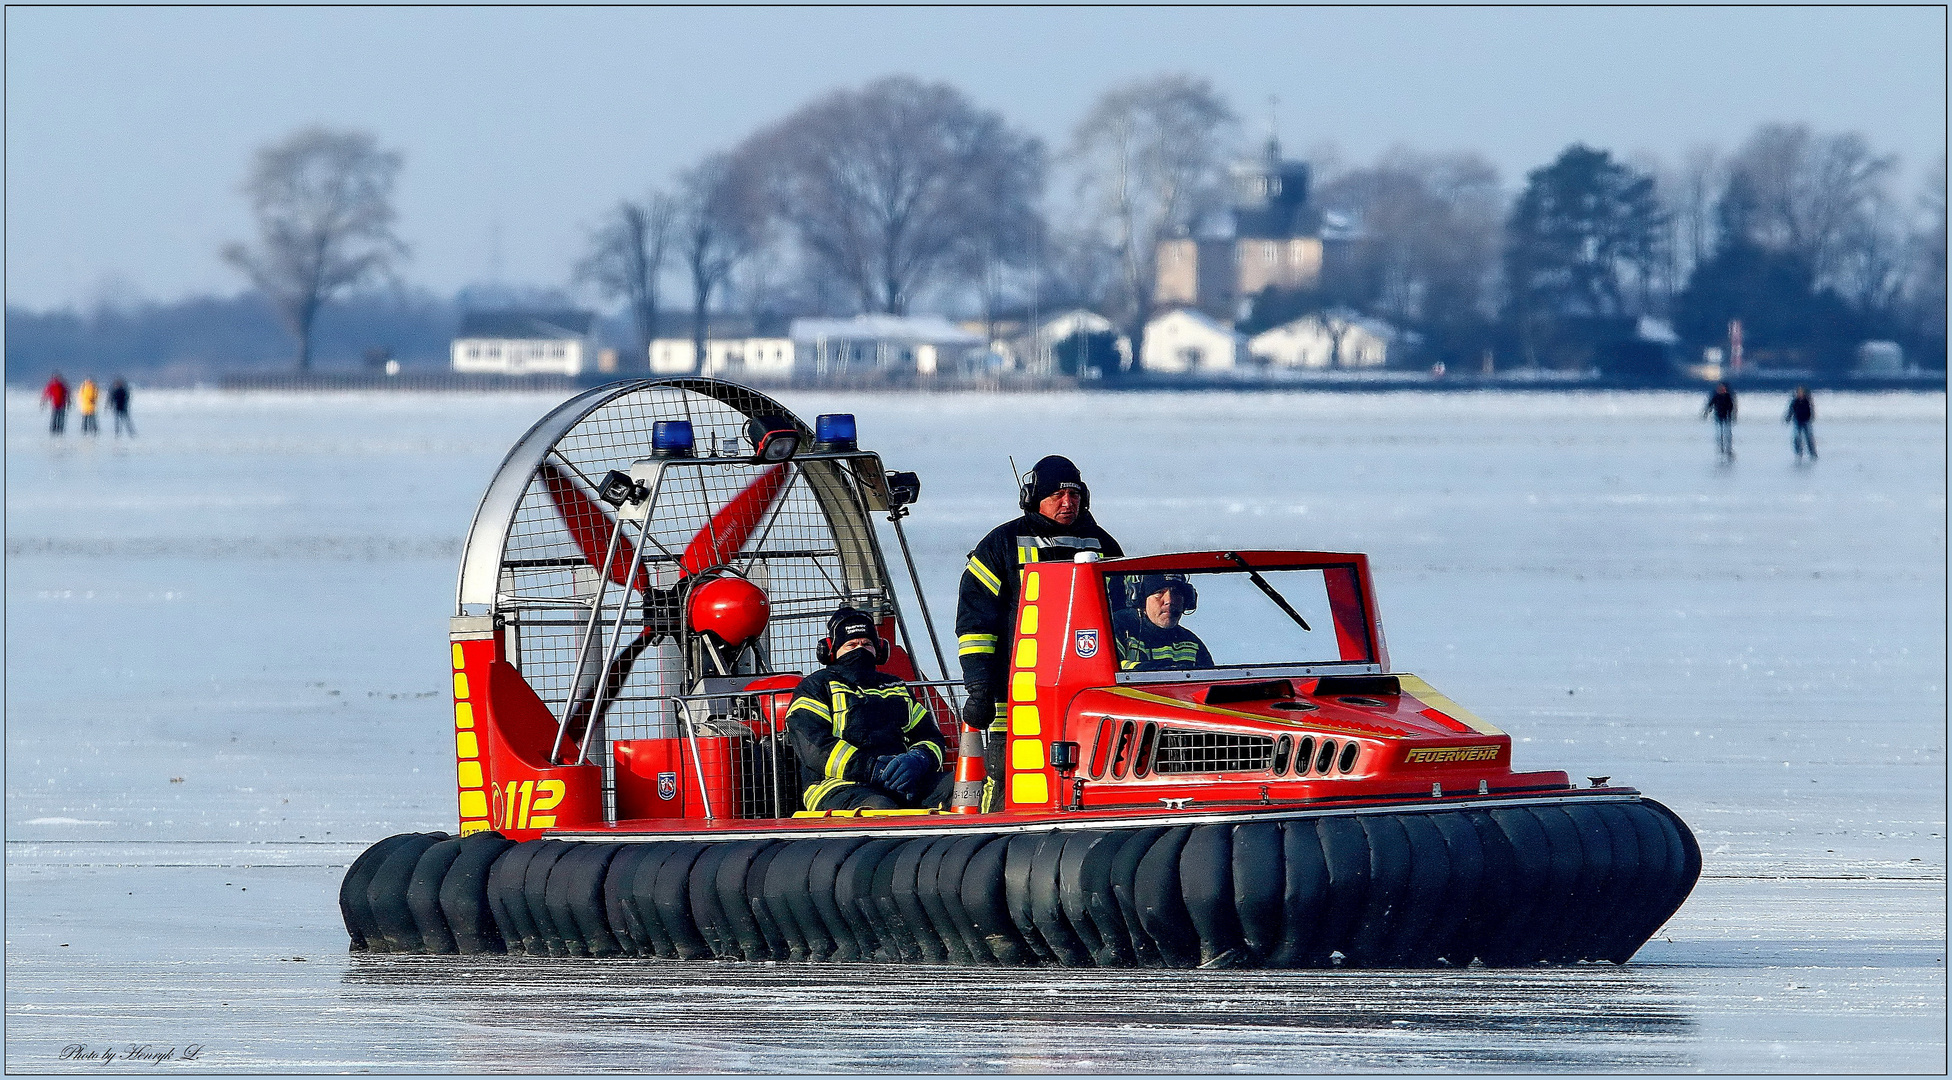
[1703,382,1737,459]
[787,606,951,812]
[77,377,100,435]
[955,455,1123,812]
[40,372,69,435]
[109,379,134,437]
[1785,387,1816,460]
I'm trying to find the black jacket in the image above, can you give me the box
[954,510,1123,697]
[786,653,946,810]
[1705,389,1736,421]
[1786,396,1814,424]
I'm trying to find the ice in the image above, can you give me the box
[5,387,1945,1071]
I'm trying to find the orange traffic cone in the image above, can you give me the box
[950,724,986,813]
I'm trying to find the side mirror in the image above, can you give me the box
[1048,741,1080,774]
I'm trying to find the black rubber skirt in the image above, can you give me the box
[341,799,1700,967]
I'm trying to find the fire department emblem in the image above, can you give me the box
[657,771,678,801]
[1074,629,1099,658]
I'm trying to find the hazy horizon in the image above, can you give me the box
[6,6,1945,312]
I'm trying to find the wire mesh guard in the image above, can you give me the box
[1150,728,1276,775]
[671,680,963,820]
[486,380,915,820]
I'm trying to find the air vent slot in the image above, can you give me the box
[1313,674,1400,697]
[1204,679,1296,705]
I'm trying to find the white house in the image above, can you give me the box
[788,314,985,376]
[451,311,595,376]
[1140,309,1245,374]
[649,338,796,378]
[1248,311,1396,369]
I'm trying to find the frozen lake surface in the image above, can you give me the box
[6,387,1946,1072]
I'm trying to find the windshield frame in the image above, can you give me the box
[1102,554,1385,684]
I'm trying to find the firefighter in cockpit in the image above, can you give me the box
[1113,573,1214,671]
[955,455,1123,812]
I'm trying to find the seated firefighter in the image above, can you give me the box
[1113,573,1214,672]
[787,606,952,812]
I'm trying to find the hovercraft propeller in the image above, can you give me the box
[541,458,793,764]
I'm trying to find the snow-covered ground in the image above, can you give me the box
[6,388,1945,1071]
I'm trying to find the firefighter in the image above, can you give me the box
[787,606,951,812]
[956,455,1123,812]
[1113,573,1214,671]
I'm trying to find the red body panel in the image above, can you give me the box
[455,549,1575,837]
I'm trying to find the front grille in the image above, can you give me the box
[1150,728,1276,774]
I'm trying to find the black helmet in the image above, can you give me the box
[1018,454,1090,511]
[818,605,889,665]
[1135,573,1197,612]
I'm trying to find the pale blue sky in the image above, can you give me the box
[5,6,1945,310]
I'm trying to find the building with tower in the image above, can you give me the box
[1154,135,1325,322]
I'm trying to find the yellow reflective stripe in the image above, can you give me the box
[1011,772,1049,805]
[788,697,831,719]
[923,741,946,767]
[825,741,856,779]
[804,778,852,809]
[965,556,1002,595]
[829,686,855,736]
[958,633,998,656]
[903,697,928,732]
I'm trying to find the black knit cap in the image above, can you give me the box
[1020,454,1088,510]
[825,605,877,648]
[1137,573,1197,609]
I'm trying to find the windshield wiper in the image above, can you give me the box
[1222,551,1312,632]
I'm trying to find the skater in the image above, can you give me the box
[77,377,99,435]
[955,454,1123,812]
[1785,387,1816,460]
[109,379,134,437]
[786,606,951,812]
[40,372,69,435]
[1703,382,1736,458]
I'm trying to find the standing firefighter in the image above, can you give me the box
[956,455,1124,811]
[786,606,951,812]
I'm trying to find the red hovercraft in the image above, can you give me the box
[342,379,1699,968]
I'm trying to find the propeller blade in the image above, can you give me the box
[680,462,792,576]
[540,462,647,592]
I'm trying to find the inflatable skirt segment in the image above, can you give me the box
[342,800,1700,968]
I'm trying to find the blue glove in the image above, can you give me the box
[873,748,934,800]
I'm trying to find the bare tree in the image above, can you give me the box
[575,193,676,368]
[676,152,765,371]
[744,76,1045,317]
[1315,149,1504,344]
[1722,124,1897,300]
[1068,74,1238,369]
[222,127,406,372]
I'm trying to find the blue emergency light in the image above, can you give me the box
[652,420,695,457]
[814,413,857,452]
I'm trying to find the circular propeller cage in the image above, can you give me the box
[456,379,908,754]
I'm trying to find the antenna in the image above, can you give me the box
[1008,455,1023,489]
